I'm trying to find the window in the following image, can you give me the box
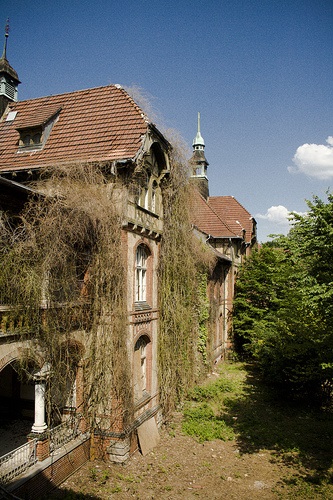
[151,181,157,212]
[194,165,204,176]
[135,245,147,302]
[137,338,147,392]
[144,186,149,210]
[19,127,42,149]
[134,336,150,400]
[23,134,31,146]
[33,132,42,144]
[16,107,61,152]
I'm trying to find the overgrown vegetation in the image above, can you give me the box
[182,362,333,497]
[48,362,333,499]
[0,164,132,432]
[182,378,237,442]
[232,192,333,406]
[181,363,241,442]
[0,139,216,432]
[158,144,215,415]
[197,272,210,363]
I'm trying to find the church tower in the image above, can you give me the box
[0,20,20,117]
[190,112,209,199]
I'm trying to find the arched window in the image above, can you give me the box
[151,181,158,212]
[136,245,148,302]
[134,335,151,400]
[144,186,149,210]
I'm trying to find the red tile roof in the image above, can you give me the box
[191,190,238,238]
[14,104,62,130]
[208,195,255,243]
[191,189,256,242]
[0,85,149,172]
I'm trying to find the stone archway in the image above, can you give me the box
[0,347,39,456]
[0,346,40,422]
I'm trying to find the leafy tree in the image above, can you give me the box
[232,194,333,404]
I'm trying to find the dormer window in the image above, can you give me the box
[14,105,62,153]
[23,134,31,146]
[19,128,43,149]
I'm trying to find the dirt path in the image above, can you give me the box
[49,362,333,499]
[51,417,303,499]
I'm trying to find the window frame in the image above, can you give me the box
[18,126,43,150]
[135,245,148,303]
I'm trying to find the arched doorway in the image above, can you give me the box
[0,359,36,455]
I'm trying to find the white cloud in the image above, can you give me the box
[256,205,291,225]
[289,136,333,179]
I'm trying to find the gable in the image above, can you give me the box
[190,190,237,238]
[208,196,256,243]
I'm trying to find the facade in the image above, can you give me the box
[0,33,256,492]
[190,113,257,361]
[0,40,171,467]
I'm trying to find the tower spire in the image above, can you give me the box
[0,19,20,116]
[2,18,9,60]
[190,112,209,199]
[193,112,205,150]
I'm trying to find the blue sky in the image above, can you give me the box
[2,0,333,241]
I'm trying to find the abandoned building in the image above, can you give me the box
[0,30,256,496]
[190,112,257,358]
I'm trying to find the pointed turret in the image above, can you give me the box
[0,19,20,117]
[190,112,209,199]
[192,111,205,150]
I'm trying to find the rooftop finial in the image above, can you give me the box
[192,111,205,149]
[2,18,9,59]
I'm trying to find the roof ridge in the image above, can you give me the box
[12,83,127,104]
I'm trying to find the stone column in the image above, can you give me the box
[31,364,50,434]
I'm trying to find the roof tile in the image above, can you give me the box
[0,85,148,172]
[208,196,255,243]
[190,190,255,242]
[190,190,237,238]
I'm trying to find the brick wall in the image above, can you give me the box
[11,438,90,499]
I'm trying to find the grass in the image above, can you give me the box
[182,402,235,442]
[181,364,244,442]
[48,361,333,499]
[182,361,333,498]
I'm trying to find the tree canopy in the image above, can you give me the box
[232,193,333,405]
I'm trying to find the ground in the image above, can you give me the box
[50,417,303,499]
[50,362,333,499]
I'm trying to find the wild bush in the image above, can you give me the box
[232,193,333,406]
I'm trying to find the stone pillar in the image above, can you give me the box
[31,379,47,433]
[31,364,50,434]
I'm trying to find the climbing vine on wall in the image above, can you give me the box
[158,145,216,415]
[197,272,210,364]
[0,141,218,430]
[0,164,132,433]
